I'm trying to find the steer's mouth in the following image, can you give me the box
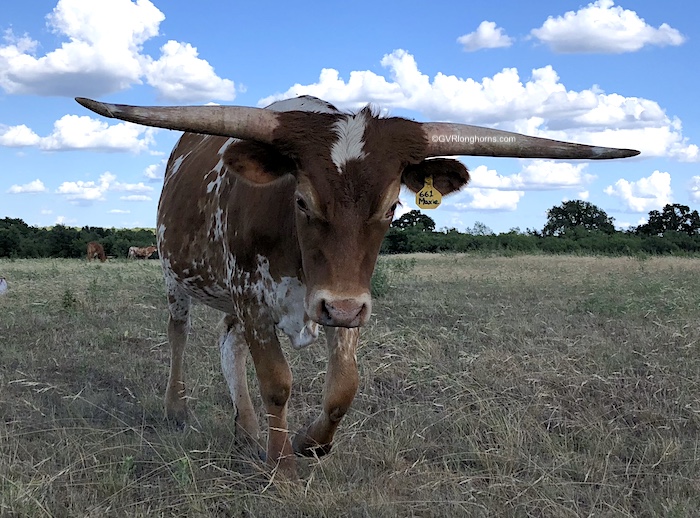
[307,290,372,328]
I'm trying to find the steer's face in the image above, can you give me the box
[277,110,470,328]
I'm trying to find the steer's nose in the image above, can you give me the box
[309,292,372,327]
[321,298,368,327]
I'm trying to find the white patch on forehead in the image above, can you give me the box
[331,113,368,174]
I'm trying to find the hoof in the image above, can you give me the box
[165,406,188,431]
[292,434,333,457]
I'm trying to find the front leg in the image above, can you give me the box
[245,316,296,476]
[293,327,360,456]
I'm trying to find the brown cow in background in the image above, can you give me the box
[86,242,106,262]
[128,245,157,259]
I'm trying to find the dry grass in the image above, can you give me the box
[1,255,699,517]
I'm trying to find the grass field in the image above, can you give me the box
[1,254,699,517]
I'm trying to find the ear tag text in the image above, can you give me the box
[416,176,441,209]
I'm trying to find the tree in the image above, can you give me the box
[543,200,615,236]
[636,203,700,236]
[391,210,436,232]
[465,221,494,236]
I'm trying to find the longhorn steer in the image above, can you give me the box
[86,241,106,262]
[76,95,638,475]
[128,245,158,259]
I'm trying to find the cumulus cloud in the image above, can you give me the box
[7,179,47,194]
[604,170,672,212]
[1,115,156,152]
[689,177,700,203]
[466,161,594,191]
[259,49,697,161]
[111,180,153,194]
[452,188,525,211]
[531,0,686,53]
[0,124,41,146]
[143,159,166,182]
[55,171,152,204]
[441,160,595,212]
[120,194,152,201]
[0,0,234,102]
[57,172,115,203]
[457,21,513,52]
[144,40,235,102]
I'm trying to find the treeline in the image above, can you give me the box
[0,218,156,259]
[380,201,700,256]
[3,200,700,259]
[380,225,700,255]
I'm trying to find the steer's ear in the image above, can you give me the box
[223,140,297,185]
[401,158,470,195]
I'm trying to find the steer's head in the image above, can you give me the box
[75,96,639,328]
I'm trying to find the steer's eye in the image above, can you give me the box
[385,201,399,220]
[296,196,309,213]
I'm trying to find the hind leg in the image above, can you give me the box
[164,279,191,426]
[219,314,260,448]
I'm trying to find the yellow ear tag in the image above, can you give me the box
[416,176,442,209]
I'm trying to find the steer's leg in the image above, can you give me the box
[293,327,359,456]
[164,282,191,426]
[245,321,296,476]
[219,314,260,449]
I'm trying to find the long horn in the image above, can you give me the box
[423,122,640,159]
[75,98,280,143]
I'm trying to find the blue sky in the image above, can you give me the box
[1,0,697,233]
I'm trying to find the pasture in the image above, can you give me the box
[0,254,699,517]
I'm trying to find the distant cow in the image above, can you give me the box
[77,94,639,475]
[128,245,157,259]
[0,277,7,295]
[86,242,106,262]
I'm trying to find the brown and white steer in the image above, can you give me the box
[76,95,639,474]
[128,245,158,259]
[86,241,106,262]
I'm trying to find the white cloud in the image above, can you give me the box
[55,171,151,204]
[0,0,234,102]
[120,194,152,201]
[578,190,590,200]
[56,172,115,203]
[7,179,47,194]
[1,115,157,152]
[143,159,166,182]
[0,124,41,146]
[457,21,513,52]
[111,180,153,194]
[604,170,672,212]
[109,209,131,214]
[258,50,697,161]
[531,0,686,53]
[689,176,700,203]
[469,161,594,191]
[144,40,235,102]
[454,188,525,211]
